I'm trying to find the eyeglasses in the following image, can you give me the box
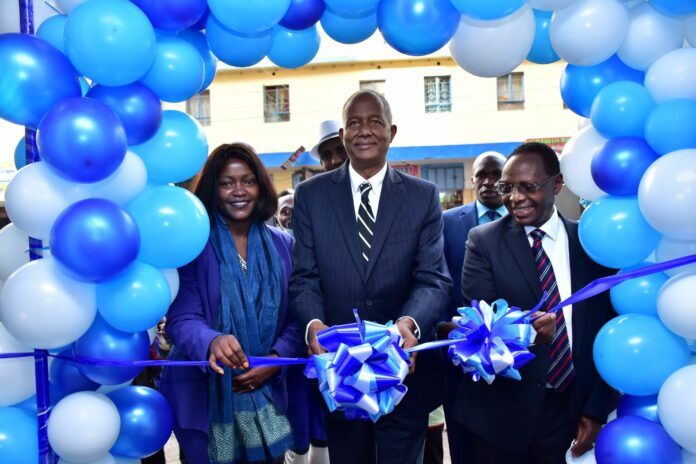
[494,174,559,195]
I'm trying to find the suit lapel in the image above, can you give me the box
[503,218,543,302]
[459,202,479,232]
[365,167,405,281]
[327,164,366,281]
[563,216,587,357]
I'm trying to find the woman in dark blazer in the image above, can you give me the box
[160,143,301,464]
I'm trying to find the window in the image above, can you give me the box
[497,72,524,111]
[424,76,451,113]
[360,80,386,94]
[186,89,211,126]
[264,85,290,123]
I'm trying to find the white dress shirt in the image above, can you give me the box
[524,208,573,348]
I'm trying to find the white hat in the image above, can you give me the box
[310,120,341,161]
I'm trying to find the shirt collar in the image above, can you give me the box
[524,207,560,241]
[348,162,388,194]
[475,201,508,220]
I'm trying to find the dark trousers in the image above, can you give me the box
[472,390,572,464]
[423,425,444,464]
[443,363,474,464]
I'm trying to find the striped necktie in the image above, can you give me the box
[358,182,375,262]
[530,229,575,391]
[485,210,499,222]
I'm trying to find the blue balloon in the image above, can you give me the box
[178,29,219,92]
[527,9,559,64]
[650,0,696,17]
[0,407,38,463]
[560,55,644,118]
[579,196,661,269]
[50,199,140,282]
[280,0,327,30]
[207,0,292,35]
[594,314,690,396]
[73,314,150,385]
[97,262,170,333]
[13,137,26,170]
[140,34,204,103]
[0,33,81,128]
[618,394,660,423]
[64,0,156,86]
[205,14,272,67]
[268,25,321,69]
[590,81,655,139]
[450,0,526,20]
[378,0,460,56]
[37,96,127,183]
[321,7,377,44]
[126,186,210,269]
[645,99,696,155]
[591,137,660,196]
[107,386,174,459]
[610,262,669,317]
[131,110,208,185]
[595,416,680,464]
[50,348,100,401]
[36,14,67,53]
[132,0,207,31]
[190,7,210,30]
[324,0,378,16]
[87,83,163,146]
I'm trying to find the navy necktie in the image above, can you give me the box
[485,210,499,222]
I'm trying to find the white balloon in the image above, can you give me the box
[638,149,696,241]
[59,453,116,464]
[161,268,180,304]
[550,0,630,66]
[0,223,49,281]
[656,237,696,276]
[0,0,58,34]
[617,2,684,71]
[657,272,696,339]
[49,392,121,464]
[449,6,535,78]
[5,162,87,240]
[685,15,696,46]
[0,258,96,349]
[658,364,696,453]
[528,0,579,11]
[0,322,36,407]
[77,151,147,206]
[559,126,608,201]
[645,48,696,103]
[55,0,90,14]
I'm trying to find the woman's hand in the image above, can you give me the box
[208,335,248,375]
[233,354,280,393]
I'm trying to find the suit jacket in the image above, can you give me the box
[443,201,478,317]
[159,225,302,433]
[455,214,616,452]
[289,162,452,415]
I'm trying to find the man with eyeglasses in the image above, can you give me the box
[453,142,616,463]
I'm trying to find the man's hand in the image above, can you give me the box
[571,416,602,458]
[208,335,248,375]
[307,320,329,355]
[233,354,280,393]
[437,321,458,340]
[396,318,419,374]
[531,312,557,345]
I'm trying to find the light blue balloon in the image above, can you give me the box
[140,34,204,103]
[13,137,25,170]
[37,14,67,53]
[594,314,690,395]
[97,262,170,333]
[64,0,156,86]
[650,0,696,16]
[590,81,655,139]
[321,7,378,44]
[450,0,526,20]
[645,99,696,155]
[126,186,210,269]
[268,25,321,69]
[206,13,272,67]
[579,196,661,269]
[178,29,218,92]
[0,407,38,463]
[610,262,669,316]
[527,9,559,64]
[130,110,208,185]
[324,0,379,17]
[207,0,292,35]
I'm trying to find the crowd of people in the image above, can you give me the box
[158,89,617,464]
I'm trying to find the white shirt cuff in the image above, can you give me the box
[396,316,421,340]
[305,319,323,345]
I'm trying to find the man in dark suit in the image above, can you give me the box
[441,151,507,463]
[456,142,615,463]
[289,89,451,464]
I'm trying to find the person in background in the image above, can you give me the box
[310,120,348,172]
[276,193,294,233]
[160,143,301,464]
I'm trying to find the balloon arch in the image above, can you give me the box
[2,0,696,462]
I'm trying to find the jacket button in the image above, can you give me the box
[366,300,372,307]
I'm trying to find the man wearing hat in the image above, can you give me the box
[310,120,348,172]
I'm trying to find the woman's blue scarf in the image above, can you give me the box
[208,214,293,463]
